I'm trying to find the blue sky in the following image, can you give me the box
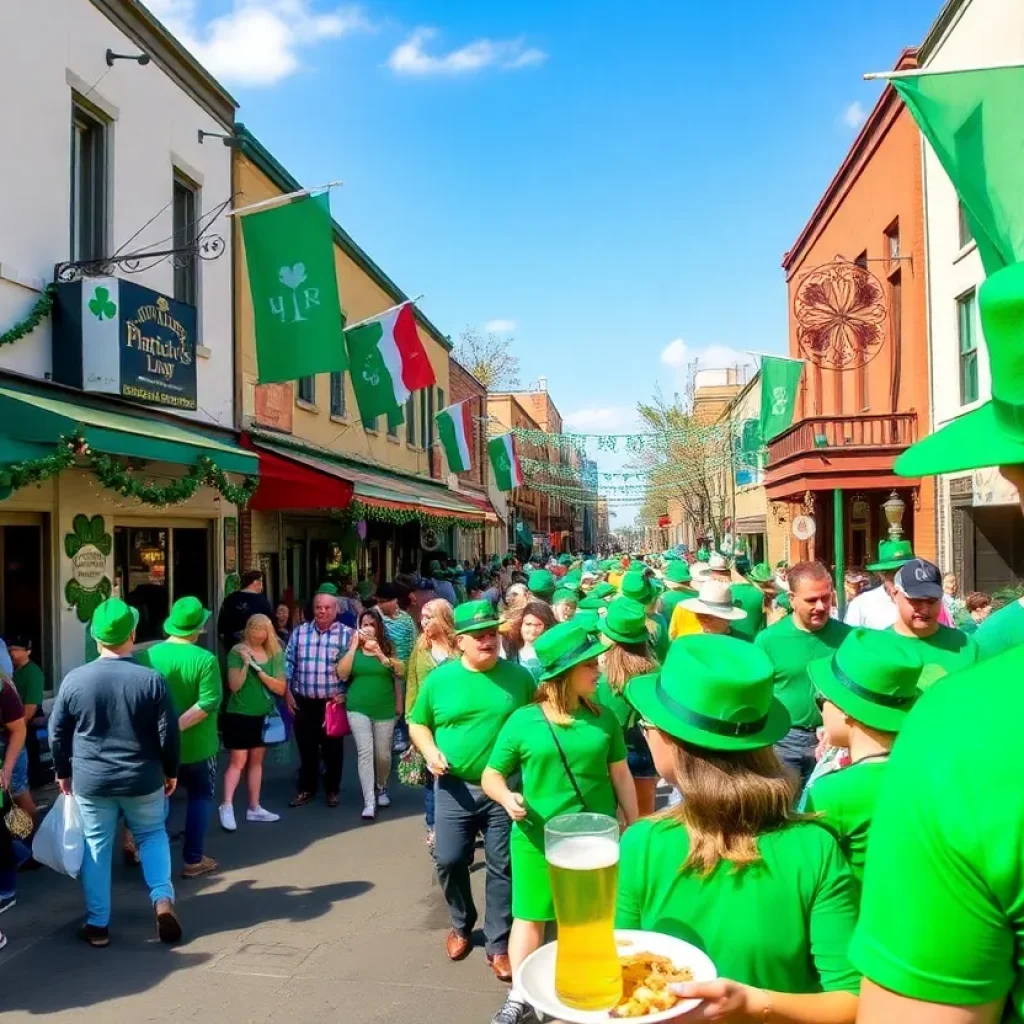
[152,0,939,521]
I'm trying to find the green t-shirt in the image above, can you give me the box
[408,657,536,782]
[852,645,1024,1017]
[225,648,284,718]
[649,612,670,663]
[617,818,860,995]
[755,616,851,728]
[660,588,696,620]
[886,625,981,688]
[976,598,1024,661]
[345,648,397,720]
[13,660,44,709]
[488,703,626,841]
[139,641,222,764]
[804,758,889,886]
[730,583,766,642]
[595,675,633,731]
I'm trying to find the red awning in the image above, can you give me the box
[242,434,354,511]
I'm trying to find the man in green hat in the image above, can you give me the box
[49,598,183,947]
[408,600,535,980]
[526,569,555,603]
[659,560,698,621]
[137,597,222,880]
[551,588,578,623]
[803,629,923,887]
[842,538,915,631]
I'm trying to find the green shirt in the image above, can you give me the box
[408,657,536,782]
[488,703,626,839]
[617,818,861,995]
[13,660,44,709]
[649,612,670,663]
[886,625,981,688]
[975,598,1024,660]
[730,583,766,641]
[225,649,284,718]
[755,616,851,728]
[660,588,696,620]
[852,646,1024,1017]
[804,758,889,886]
[345,648,398,720]
[139,641,222,764]
[595,675,633,731]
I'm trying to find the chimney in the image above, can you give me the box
[537,376,548,392]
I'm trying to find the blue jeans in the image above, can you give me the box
[177,757,216,866]
[76,788,174,927]
[774,727,819,792]
[424,777,435,829]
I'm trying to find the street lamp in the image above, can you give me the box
[882,490,906,540]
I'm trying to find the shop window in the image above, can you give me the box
[172,171,199,308]
[957,289,979,405]
[330,371,346,417]
[70,96,108,262]
[958,199,974,249]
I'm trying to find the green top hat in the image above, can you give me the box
[163,596,211,638]
[626,633,790,752]
[90,597,140,646]
[316,582,339,596]
[600,598,649,646]
[528,569,556,598]
[865,538,915,572]
[809,628,923,733]
[534,621,608,683]
[746,562,774,584]
[620,570,656,605]
[897,263,1024,477]
[664,561,692,585]
[453,600,501,635]
[552,588,578,605]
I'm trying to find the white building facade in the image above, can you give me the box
[920,0,1024,591]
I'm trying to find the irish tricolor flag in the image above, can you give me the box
[344,302,436,421]
[488,432,523,491]
[436,401,474,473]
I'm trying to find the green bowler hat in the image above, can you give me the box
[528,569,556,598]
[664,561,692,585]
[534,621,608,683]
[626,633,790,752]
[746,562,774,584]
[453,599,502,635]
[865,539,914,572]
[90,597,140,646]
[809,627,923,733]
[599,598,649,646]
[163,596,211,638]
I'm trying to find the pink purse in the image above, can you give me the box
[324,702,351,738]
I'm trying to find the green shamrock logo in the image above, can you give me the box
[88,286,117,321]
[64,514,112,559]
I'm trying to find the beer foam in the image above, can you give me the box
[547,835,620,870]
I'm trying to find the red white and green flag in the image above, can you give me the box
[344,301,436,421]
[488,432,523,491]
[436,400,474,473]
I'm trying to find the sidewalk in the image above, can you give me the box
[0,751,509,1023]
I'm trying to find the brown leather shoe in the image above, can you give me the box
[487,953,513,982]
[154,899,182,944]
[445,929,471,961]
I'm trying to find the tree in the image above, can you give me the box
[453,326,521,390]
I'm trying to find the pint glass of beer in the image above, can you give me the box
[545,812,622,1011]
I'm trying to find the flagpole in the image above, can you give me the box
[745,350,806,364]
[864,61,1024,81]
[344,294,424,332]
[227,181,345,218]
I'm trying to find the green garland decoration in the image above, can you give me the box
[0,284,58,348]
[337,500,484,532]
[88,452,259,507]
[0,433,84,496]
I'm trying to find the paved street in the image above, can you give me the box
[0,751,508,1023]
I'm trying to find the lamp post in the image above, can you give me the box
[882,490,906,541]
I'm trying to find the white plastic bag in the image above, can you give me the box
[32,793,85,878]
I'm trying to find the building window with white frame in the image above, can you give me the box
[172,171,200,307]
[330,371,346,417]
[957,289,979,406]
[298,376,315,405]
[70,96,108,262]
[958,199,974,250]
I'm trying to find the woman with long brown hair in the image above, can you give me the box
[615,633,860,1023]
[501,600,555,681]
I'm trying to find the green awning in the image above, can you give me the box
[0,385,256,475]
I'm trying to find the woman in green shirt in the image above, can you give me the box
[336,608,404,821]
[617,633,861,1023]
[219,614,287,831]
[483,621,638,1024]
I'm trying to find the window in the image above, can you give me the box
[387,405,400,438]
[172,172,199,306]
[437,387,445,412]
[405,394,416,445]
[298,376,315,404]
[70,97,108,262]
[885,219,900,261]
[958,200,974,249]
[362,414,379,432]
[419,390,428,450]
[958,290,979,405]
[426,388,436,452]
[330,372,346,417]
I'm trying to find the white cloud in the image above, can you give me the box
[484,318,516,334]
[842,101,868,130]
[387,27,547,76]
[146,0,371,86]
[564,406,637,432]
[660,337,688,367]
[659,338,755,393]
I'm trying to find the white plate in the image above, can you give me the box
[518,929,717,1024]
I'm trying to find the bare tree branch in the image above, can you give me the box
[453,326,522,391]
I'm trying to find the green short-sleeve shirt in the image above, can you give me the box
[852,646,1024,1017]
[804,758,888,886]
[755,616,851,728]
[648,613,670,663]
[975,598,1024,660]
[408,658,536,782]
[345,648,397,720]
[226,648,284,718]
[13,660,44,709]
[730,583,766,641]
[886,625,981,688]
[617,818,861,995]
[595,675,633,732]
[659,589,696,621]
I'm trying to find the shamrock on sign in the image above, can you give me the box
[88,286,117,321]
[64,514,112,559]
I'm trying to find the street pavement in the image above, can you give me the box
[0,749,510,1023]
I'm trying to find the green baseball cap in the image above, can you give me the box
[865,539,915,573]
[90,597,140,646]
[163,596,211,638]
[534,621,608,683]
[453,599,501,635]
[599,598,649,646]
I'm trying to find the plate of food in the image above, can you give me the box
[518,929,717,1024]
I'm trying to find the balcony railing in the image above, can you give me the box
[767,413,918,467]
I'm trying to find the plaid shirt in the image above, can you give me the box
[286,620,351,699]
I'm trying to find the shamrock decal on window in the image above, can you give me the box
[64,514,113,623]
[88,286,117,321]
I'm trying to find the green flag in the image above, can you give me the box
[892,67,1024,276]
[240,192,346,384]
[759,356,804,441]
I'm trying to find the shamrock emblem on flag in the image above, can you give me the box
[88,286,117,321]
[361,354,380,387]
[771,387,789,416]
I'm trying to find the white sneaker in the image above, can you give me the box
[246,806,280,823]
[218,804,237,832]
[376,790,391,808]
[0,931,7,952]
[361,803,376,821]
